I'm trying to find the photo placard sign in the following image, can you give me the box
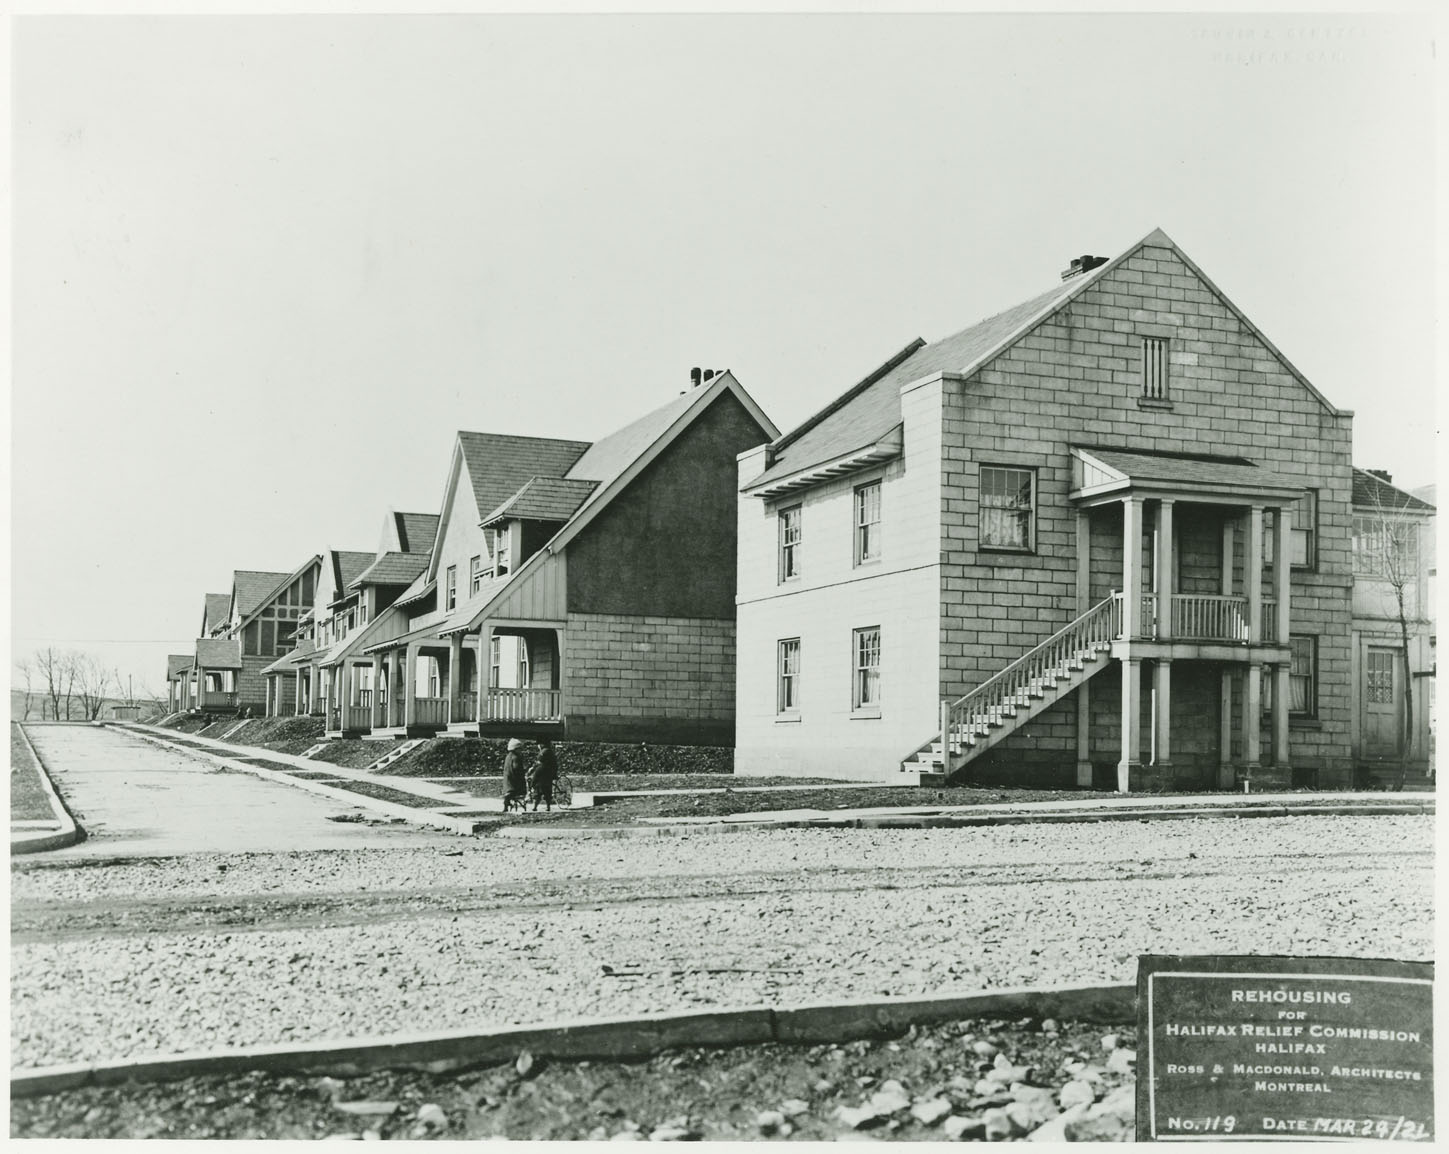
[1137,955,1432,1142]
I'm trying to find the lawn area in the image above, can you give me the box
[11,725,58,822]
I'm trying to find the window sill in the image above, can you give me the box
[850,708,882,720]
[855,557,882,569]
[775,713,802,724]
[779,575,801,585]
[1137,397,1174,410]
[978,547,1036,558]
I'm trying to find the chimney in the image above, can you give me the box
[1367,468,1393,484]
[1060,253,1109,281]
[702,369,716,384]
[690,367,702,388]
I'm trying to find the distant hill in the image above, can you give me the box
[10,688,165,722]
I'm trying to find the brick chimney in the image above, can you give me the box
[1367,468,1393,483]
[1060,254,1109,281]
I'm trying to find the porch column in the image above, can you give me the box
[1242,664,1263,779]
[1121,496,1144,639]
[477,625,493,722]
[448,632,463,724]
[1155,499,1175,640]
[197,665,208,708]
[1221,515,1235,596]
[1273,502,1293,644]
[1218,670,1235,789]
[1246,505,1264,643]
[294,666,303,715]
[1075,682,1092,787]
[321,667,333,729]
[1273,662,1291,769]
[1117,657,1143,793]
[403,643,419,729]
[376,652,388,724]
[1075,509,1091,613]
[1152,658,1172,767]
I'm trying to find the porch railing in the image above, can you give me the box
[937,595,1120,773]
[342,704,371,731]
[1170,594,1251,642]
[482,687,562,722]
[358,689,372,708]
[456,691,478,722]
[412,697,449,726]
[200,691,239,709]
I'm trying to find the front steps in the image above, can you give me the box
[365,738,424,773]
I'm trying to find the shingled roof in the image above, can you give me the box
[203,593,231,635]
[233,570,292,619]
[395,511,440,554]
[1353,468,1436,514]
[330,551,378,601]
[195,638,243,670]
[166,654,193,680]
[482,477,598,527]
[747,279,1087,490]
[457,432,592,526]
[351,551,430,588]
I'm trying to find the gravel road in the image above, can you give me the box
[11,815,1433,1070]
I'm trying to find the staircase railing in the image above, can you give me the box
[937,595,1121,774]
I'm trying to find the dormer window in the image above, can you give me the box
[491,527,512,577]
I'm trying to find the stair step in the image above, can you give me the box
[300,742,328,759]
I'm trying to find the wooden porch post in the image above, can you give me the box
[1152,658,1173,768]
[1117,657,1142,793]
[403,643,419,730]
[1218,671,1235,789]
[448,632,463,724]
[197,665,208,709]
[1243,664,1263,779]
[1246,505,1264,643]
[1156,499,1175,640]
[1273,502,1293,770]
[477,625,493,722]
[371,654,383,728]
[321,666,333,730]
[1122,497,1144,639]
[1075,508,1092,786]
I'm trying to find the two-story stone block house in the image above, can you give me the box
[324,370,776,744]
[735,228,1356,791]
[1349,468,1435,783]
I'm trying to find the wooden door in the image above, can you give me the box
[1364,646,1403,756]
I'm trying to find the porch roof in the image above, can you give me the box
[360,606,473,655]
[166,654,193,680]
[195,638,243,670]
[261,639,316,675]
[1069,447,1305,505]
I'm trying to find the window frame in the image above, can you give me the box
[978,464,1037,554]
[1263,634,1318,720]
[516,639,531,689]
[469,554,483,596]
[445,565,457,610]
[492,527,512,577]
[852,626,882,714]
[1267,490,1318,571]
[777,638,801,715]
[778,505,802,582]
[1352,514,1419,578]
[854,481,882,566]
[1141,336,1170,401]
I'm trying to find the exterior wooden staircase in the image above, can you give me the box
[902,594,1122,783]
[365,738,425,774]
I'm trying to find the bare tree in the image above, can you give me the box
[1356,486,1427,790]
[32,647,69,721]
[72,653,113,721]
[15,657,37,720]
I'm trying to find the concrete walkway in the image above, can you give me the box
[21,724,449,858]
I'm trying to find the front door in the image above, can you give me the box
[1364,646,1403,756]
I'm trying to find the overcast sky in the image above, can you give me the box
[10,11,1439,696]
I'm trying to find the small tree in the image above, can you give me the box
[72,654,113,721]
[1356,487,1427,790]
[15,657,36,720]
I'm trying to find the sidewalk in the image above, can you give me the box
[10,724,84,854]
[122,724,1434,838]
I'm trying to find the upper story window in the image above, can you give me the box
[980,465,1035,552]
[854,481,881,565]
[1265,490,1318,570]
[469,555,484,595]
[777,638,800,713]
[1141,337,1169,400]
[491,527,512,577]
[779,506,802,581]
[445,565,457,610]
[1353,514,1419,577]
[853,626,881,712]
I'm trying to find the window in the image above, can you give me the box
[777,639,800,713]
[779,506,802,581]
[492,527,512,577]
[1353,515,1419,577]
[854,482,881,564]
[980,466,1035,551]
[428,659,440,699]
[359,599,368,625]
[1263,635,1318,719]
[1366,648,1396,704]
[469,555,484,595]
[1266,490,1318,569]
[853,626,881,711]
[445,566,457,610]
[1141,337,1169,400]
[489,636,501,689]
[517,640,531,688]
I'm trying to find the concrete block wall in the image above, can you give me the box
[939,240,1355,785]
[563,612,736,746]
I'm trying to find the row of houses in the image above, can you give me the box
[167,227,1435,789]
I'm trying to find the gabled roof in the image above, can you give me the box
[395,511,440,555]
[746,226,1344,493]
[1071,447,1302,503]
[233,570,292,619]
[195,638,243,670]
[481,477,598,527]
[166,654,193,680]
[351,551,430,588]
[329,551,378,602]
[202,593,231,635]
[456,431,592,529]
[1353,468,1436,514]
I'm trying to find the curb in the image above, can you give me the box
[10,725,85,855]
[9,981,1132,1099]
[498,799,1434,838]
[120,728,481,837]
